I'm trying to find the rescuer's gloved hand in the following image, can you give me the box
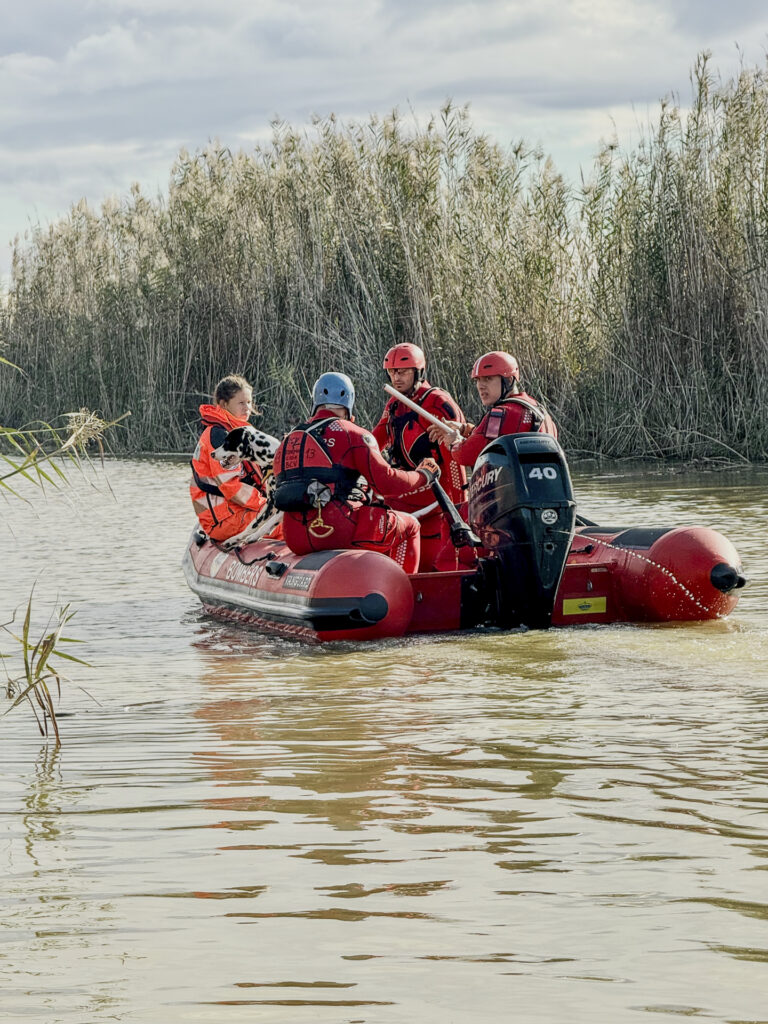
[416,458,441,486]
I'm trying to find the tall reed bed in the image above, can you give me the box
[574,56,768,459]
[2,57,768,460]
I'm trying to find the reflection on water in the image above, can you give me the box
[1,460,768,1023]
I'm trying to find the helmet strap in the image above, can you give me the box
[500,377,520,401]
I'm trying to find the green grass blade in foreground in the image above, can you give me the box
[1,595,91,747]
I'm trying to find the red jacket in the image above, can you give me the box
[371,381,467,508]
[190,404,266,532]
[274,410,430,553]
[450,394,558,467]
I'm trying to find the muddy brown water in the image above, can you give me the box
[2,460,767,1024]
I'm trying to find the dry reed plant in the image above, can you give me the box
[0,410,129,497]
[1,57,767,460]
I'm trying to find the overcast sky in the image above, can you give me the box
[1,0,767,282]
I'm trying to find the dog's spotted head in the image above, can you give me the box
[212,425,280,471]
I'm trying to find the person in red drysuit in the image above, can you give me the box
[371,343,468,571]
[434,350,558,467]
[429,351,558,570]
[190,374,272,542]
[273,372,440,574]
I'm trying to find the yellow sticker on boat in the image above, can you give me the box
[562,597,607,615]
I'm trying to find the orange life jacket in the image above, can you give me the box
[190,404,266,530]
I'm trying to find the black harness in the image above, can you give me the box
[386,386,438,469]
[274,418,361,512]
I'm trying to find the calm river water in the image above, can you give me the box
[2,459,767,1024]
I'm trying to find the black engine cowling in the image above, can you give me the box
[469,433,576,629]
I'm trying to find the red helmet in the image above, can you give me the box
[383,343,426,371]
[471,351,520,381]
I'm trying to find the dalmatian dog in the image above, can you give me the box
[211,425,282,549]
[211,424,280,473]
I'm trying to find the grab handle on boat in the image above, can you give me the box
[575,513,598,527]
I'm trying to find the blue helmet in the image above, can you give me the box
[312,372,355,414]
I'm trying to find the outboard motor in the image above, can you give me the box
[469,434,576,629]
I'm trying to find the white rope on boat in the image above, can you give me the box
[412,501,439,519]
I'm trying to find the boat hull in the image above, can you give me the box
[184,520,743,641]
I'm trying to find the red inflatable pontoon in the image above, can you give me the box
[553,523,742,626]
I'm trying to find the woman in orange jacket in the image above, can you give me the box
[190,375,271,542]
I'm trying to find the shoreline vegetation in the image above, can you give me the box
[1,54,767,462]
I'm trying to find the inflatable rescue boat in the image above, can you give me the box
[183,434,746,642]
